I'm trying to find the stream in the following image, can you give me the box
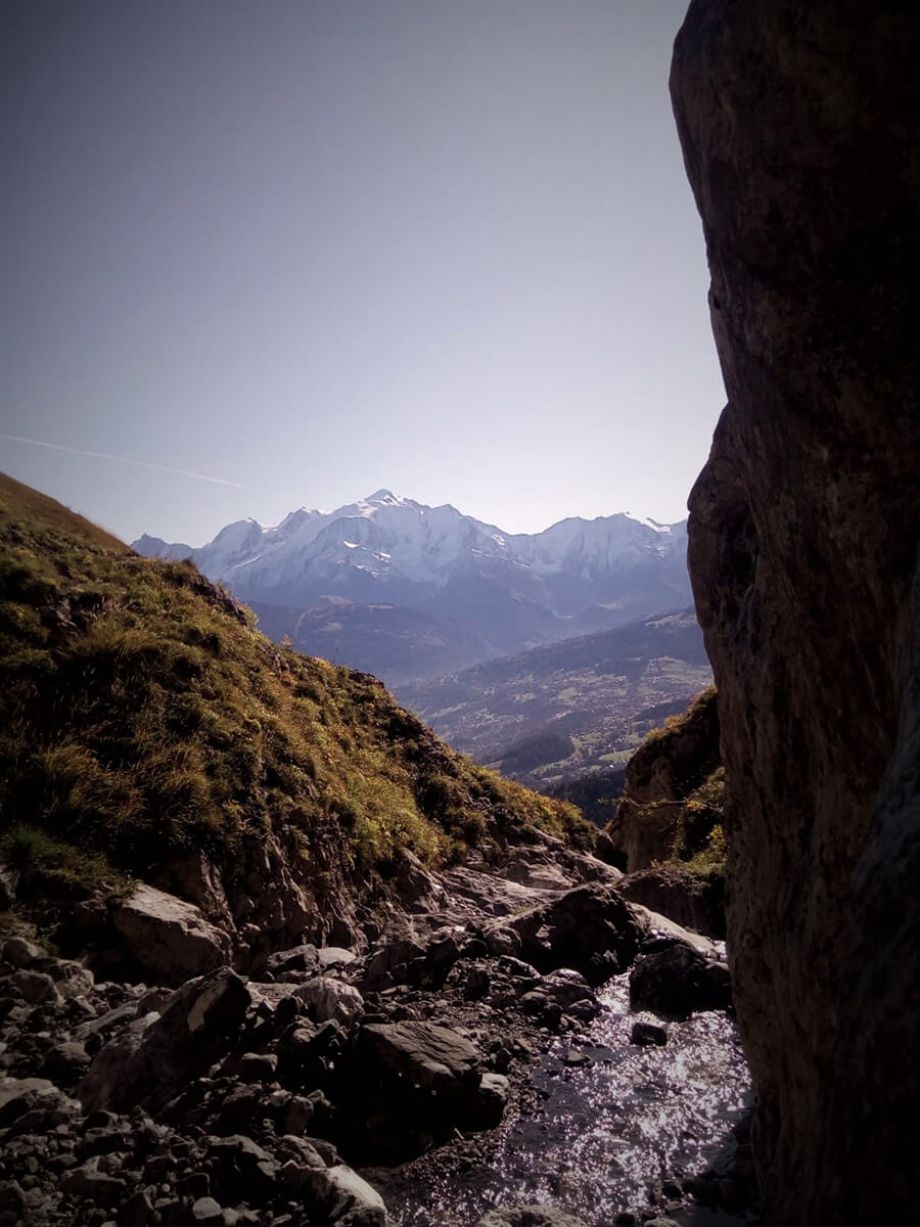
[382,971,754,1227]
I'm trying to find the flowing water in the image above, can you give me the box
[383,972,753,1227]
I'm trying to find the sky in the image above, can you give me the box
[0,0,723,547]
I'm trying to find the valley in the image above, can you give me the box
[396,609,711,793]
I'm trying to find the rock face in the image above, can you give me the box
[607,687,720,873]
[671,2,920,1220]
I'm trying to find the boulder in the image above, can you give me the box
[294,977,364,1029]
[265,944,321,982]
[111,884,232,985]
[629,942,732,1021]
[508,884,643,984]
[346,1021,499,1160]
[81,967,251,1111]
[1,936,43,968]
[305,1164,387,1227]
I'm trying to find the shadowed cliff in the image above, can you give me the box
[671,1,920,1220]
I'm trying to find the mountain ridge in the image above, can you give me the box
[134,491,691,681]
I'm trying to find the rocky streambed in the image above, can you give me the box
[0,838,756,1226]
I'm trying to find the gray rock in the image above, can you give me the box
[5,969,60,1004]
[1,937,42,968]
[81,967,251,1111]
[305,1164,386,1227]
[191,1197,223,1224]
[294,977,364,1029]
[358,1021,480,1095]
[111,883,232,985]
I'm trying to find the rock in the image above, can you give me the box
[629,942,731,1021]
[347,1020,498,1159]
[317,946,357,972]
[5,968,60,1003]
[477,1071,510,1122]
[617,866,724,940]
[358,1020,480,1095]
[1,937,43,968]
[0,864,17,910]
[207,1134,277,1200]
[540,969,598,1011]
[34,957,95,998]
[630,1021,668,1048]
[265,944,320,982]
[672,0,920,1220]
[235,1052,278,1082]
[190,1198,223,1224]
[39,1040,92,1083]
[294,977,364,1029]
[111,884,232,985]
[81,967,251,1111]
[476,1208,590,1227]
[305,1164,386,1227]
[509,884,643,984]
[60,1159,127,1202]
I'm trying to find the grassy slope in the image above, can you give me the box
[0,473,591,897]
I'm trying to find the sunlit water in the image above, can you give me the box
[384,973,752,1227]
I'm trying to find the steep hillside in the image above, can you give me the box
[135,491,692,679]
[673,1,920,1219]
[0,472,589,960]
[397,609,711,788]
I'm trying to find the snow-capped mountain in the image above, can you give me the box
[134,491,691,681]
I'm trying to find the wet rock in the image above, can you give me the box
[630,1021,668,1047]
[305,1164,386,1227]
[629,942,731,1021]
[476,1207,590,1227]
[111,884,232,985]
[509,884,643,985]
[346,1020,498,1159]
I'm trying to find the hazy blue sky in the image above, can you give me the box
[1,0,722,545]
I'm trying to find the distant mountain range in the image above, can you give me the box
[134,490,691,682]
[394,608,712,789]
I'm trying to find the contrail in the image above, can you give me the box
[0,433,248,489]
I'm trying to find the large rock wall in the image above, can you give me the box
[670,2,920,1220]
